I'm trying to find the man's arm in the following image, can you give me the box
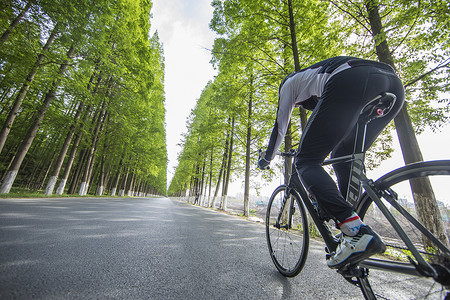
[266,82,295,160]
[258,81,295,168]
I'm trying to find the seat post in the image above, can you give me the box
[353,119,369,154]
[345,118,370,206]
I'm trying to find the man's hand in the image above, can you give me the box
[257,150,270,170]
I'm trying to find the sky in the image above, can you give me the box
[149,0,217,187]
[149,0,450,199]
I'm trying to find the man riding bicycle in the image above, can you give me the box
[258,56,405,268]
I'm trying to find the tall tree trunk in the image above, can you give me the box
[188,175,194,202]
[68,148,87,194]
[211,141,227,208]
[365,0,448,246]
[46,67,100,194]
[38,153,56,190]
[136,179,143,197]
[219,128,230,209]
[287,0,300,72]
[220,136,229,208]
[127,170,136,197]
[194,163,200,199]
[244,80,253,217]
[86,112,108,194]
[118,166,130,197]
[78,103,106,196]
[55,105,92,195]
[0,24,58,153]
[96,153,106,196]
[44,101,85,195]
[200,158,206,206]
[0,43,75,194]
[111,153,125,196]
[287,0,307,180]
[0,1,32,46]
[56,70,102,194]
[103,162,112,195]
[77,75,110,196]
[208,146,214,206]
[222,116,234,211]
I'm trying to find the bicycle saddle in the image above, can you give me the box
[360,92,397,122]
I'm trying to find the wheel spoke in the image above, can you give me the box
[356,162,450,299]
[266,186,309,277]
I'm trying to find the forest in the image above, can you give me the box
[168,0,450,217]
[0,0,167,197]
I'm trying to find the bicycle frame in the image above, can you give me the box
[283,152,441,278]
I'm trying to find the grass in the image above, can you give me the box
[0,187,127,199]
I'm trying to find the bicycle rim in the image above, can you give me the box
[356,161,450,299]
[266,185,309,277]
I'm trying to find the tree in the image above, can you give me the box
[0,1,32,46]
[0,42,76,193]
[0,23,59,154]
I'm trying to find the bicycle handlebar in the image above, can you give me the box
[276,149,296,158]
[257,149,296,170]
[258,149,297,160]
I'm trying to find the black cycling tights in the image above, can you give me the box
[294,64,405,222]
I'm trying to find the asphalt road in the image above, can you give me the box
[0,197,443,299]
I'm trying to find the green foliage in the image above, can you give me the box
[170,0,449,201]
[329,0,450,131]
[0,0,167,195]
[170,0,347,197]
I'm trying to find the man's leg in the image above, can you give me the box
[295,67,373,223]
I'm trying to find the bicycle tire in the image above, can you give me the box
[355,160,450,299]
[266,185,309,277]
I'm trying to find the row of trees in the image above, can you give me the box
[168,0,449,223]
[0,0,167,196]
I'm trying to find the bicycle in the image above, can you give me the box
[262,93,450,299]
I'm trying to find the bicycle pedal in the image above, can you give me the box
[339,265,368,278]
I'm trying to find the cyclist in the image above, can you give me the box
[258,56,405,269]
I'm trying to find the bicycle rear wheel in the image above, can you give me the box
[356,160,450,299]
[266,185,309,277]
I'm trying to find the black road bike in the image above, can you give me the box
[263,93,450,299]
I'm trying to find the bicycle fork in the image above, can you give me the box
[275,185,342,255]
[275,187,295,230]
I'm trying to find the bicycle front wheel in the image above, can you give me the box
[356,160,450,299]
[266,185,309,277]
